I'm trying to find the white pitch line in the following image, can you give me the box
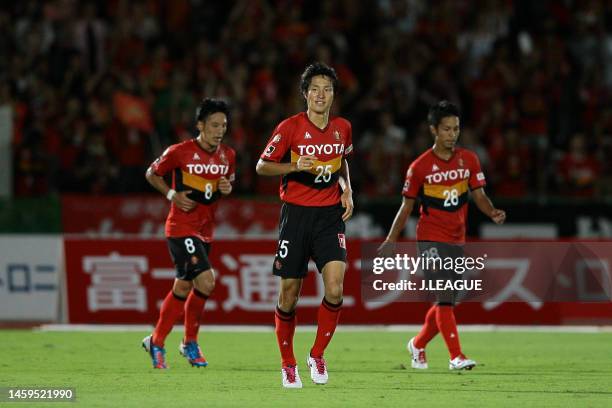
[36,324,612,333]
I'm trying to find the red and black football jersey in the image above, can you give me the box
[260,112,353,206]
[402,147,486,243]
[150,139,236,242]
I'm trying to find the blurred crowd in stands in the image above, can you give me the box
[3,0,612,200]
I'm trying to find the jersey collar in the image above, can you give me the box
[194,138,219,155]
[430,147,456,163]
[303,112,331,132]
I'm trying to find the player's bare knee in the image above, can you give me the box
[277,300,297,313]
[200,278,215,295]
[173,288,191,298]
[195,269,215,296]
[173,279,192,298]
[278,300,298,313]
[278,291,299,312]
[325,284,343,304]
[278,285,300,311]
[172,286,191,298]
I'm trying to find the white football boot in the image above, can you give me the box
[281,365,303,388]
[306,355,328,385]
[407,337,428,369]
[449,355,476,370]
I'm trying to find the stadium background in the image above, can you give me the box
[1,0,611,325]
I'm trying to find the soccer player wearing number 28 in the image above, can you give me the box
[256,62,354,388]
[379,101,506,371]
[142,98,236,369]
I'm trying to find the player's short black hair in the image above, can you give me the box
[300,62,339,95]
[195,98,230,123]
[428,100,461,127]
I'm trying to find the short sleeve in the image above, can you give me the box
[402,163,423,198]
[227,149,236,183]
[150,145,178,176]
[468,153,486,190]
[344,121,353,157]
[260,119,294,163]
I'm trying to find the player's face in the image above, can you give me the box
[305,75,334,114]
[431,116,460,150]
[198,112,228,147]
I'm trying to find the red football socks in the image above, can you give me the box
[413,304,439,349]
[436,305,462,359]
[184,288,209,343]
[152,291,186,347]
[310,297,343,358]
[275,306,297,367]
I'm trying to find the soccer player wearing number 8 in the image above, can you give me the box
[142,98,236,369]
[256,62,354,388]
[378,101,506,371]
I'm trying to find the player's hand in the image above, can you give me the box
[218,177,232,195]
[173,190,197,212]
[490,209,506,224]
[295,155,318,171]
[341,189,354,221]
[377,239,396,257]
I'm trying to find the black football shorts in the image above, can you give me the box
[417,241,464,305]
[167,236,211,280]
[272,202,347,279]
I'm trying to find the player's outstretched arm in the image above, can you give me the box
[145,166,196,212]
[255,155,317,176]
[339,159,354,221]
[471,188,506,224]
[377,197,415,256]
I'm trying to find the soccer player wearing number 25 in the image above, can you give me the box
[379,101,506,371]
[142,98,236,369]
[256,62,354,388]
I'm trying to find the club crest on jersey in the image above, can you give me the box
[334,130,340,141]
[304,131,312,139]
[458,158,464,167]
[272,134,282,143]
[193,152,201,161]
[338,233,346,249]
[432,164,439,172]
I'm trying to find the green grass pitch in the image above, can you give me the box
[2,329,612,407]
